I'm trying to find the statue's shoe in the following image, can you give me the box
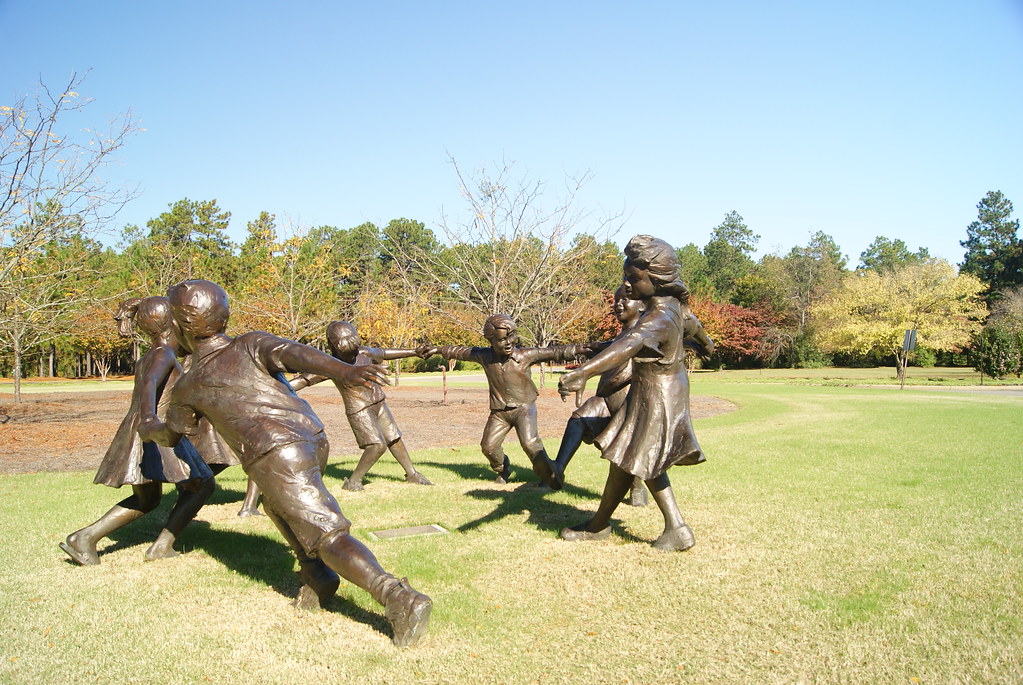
[383,578,432,648]
[559,522,612,542]
[60,535,99,566]
[405,472,433,486]
[651,524,695,552]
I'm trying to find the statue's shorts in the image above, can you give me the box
[347,401,402,449]
[245,432,351,557]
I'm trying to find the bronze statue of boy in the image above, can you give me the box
[420,315,594,484]
[142,280,431,647]
[290,320,432,491]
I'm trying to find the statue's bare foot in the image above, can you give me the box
[559,521,612,542]
[144,542,180,561]
[383,578,432,648]
[60,533,99,566]
[342,478,364,492]
[237,507,264,518]
[405,472,433,486]
[651,524,695,552]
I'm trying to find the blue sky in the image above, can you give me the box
[3,1,1021,267]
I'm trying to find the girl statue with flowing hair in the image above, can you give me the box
[557,235,706,552]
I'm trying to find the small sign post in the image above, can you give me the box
[900,329,917,389]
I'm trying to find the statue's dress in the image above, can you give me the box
[594,296,705,481]
[93,352,210,487]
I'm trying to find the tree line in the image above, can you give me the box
[3,76,1022,403]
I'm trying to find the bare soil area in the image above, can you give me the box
[0,383,735,476]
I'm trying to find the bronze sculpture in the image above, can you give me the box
[144,280,430,647]
[556,235,707,552]
[547,286,648,505]
[290,321,433,491]
[420,315,595,484]
[61,297,215,565]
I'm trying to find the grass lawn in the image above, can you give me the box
[1,377,1021,683]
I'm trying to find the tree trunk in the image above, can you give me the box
[393,359,401,387]
[49,344,54,378]
[12,339,22,404]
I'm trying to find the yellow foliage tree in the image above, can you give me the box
[233,228,345,343]
[812,260,987,373]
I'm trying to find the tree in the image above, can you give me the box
[812,260,987,375]
[960,190,1022,293]
[386,158,622,344]
[1,74,139,401]
[689,295,779,368]
[704,210,759,299]
[232,220,343,343]
[971,325,1023,380]
[121,198,235,293]
[859,236,930,272]
[971,284,1023,380]
[675,243,712,295]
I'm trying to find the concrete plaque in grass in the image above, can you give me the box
[370,523,449,540]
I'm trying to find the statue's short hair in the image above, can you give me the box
[326,320,359,351]
[482,314,516,340]
[134,296,174,337]
[167,280,230,337]
[115,296,172,338]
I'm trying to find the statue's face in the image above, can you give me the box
[614,295,643,324]
[622,263,656,301]
[488,328,517,357]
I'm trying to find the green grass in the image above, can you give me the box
[2,380,1022,683]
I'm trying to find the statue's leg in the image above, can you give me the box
[515,404,556,488]
[551,417,586,488]
[318,531,432,648]
[645,472,694,552]
[388,439,432,485]
[626,476,649,507]
[560,463,632,541]
[481,412,514,483]
[552,397,609,490]
[146,476,216,560]
[61,482,162,565]
[261,505,341,611]
[344,443,387,490]
[237,476,263,517]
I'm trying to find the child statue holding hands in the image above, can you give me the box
[557,235,706,552]
[290,320,432,491]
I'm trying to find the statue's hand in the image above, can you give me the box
[414,343,435,359]
[137,415,168,443]
[558,369,585,399]
[339,362,389,388]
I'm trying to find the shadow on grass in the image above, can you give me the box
[456,481,646,543]
[186,522,389,637]
[80,493,390,638]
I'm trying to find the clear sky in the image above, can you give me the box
[3,0,1022,267]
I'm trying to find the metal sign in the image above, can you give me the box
[902,329,917,352]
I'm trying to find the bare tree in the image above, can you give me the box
[1,73,140,401]
[387,157,622,345]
